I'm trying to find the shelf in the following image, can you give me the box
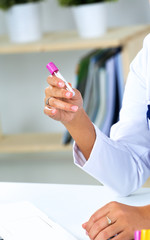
[0,133,72,153]
[0,24,150,154]
[0,25,150,54]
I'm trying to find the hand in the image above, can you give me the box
[82,201,150,240]
[44,75,83,124]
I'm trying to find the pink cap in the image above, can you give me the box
[134,230,141,240]
[46,62,59,75]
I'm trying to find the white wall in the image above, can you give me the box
[107,0,150,27]
[0,0,150,135]
[0,0,149,184]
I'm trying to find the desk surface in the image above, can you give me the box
[0,182,150,240]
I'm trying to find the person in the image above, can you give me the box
[44,33,150,239]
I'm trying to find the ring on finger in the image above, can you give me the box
[106,216,112,225]
[46,97,52,106]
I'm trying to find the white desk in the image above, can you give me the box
[0,182,150,240]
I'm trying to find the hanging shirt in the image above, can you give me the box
[73,33,150,197]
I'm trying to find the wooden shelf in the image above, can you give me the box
[0,24,150,154]
[0,25,150,54]
[0,133,72,153]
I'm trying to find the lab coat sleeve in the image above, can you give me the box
[73,34,150,197]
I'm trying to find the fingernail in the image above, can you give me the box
[51,109,56,114]
[71,106,78,112]
[65,92,72,98]
[45,106,50,110]
[58,81,64,88]
[82,222,87,228]
[45,107,56,115]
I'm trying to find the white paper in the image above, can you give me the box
[0,201,77,240]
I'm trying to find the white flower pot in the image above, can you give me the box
[72,2,107,38]
[6,2,42,43]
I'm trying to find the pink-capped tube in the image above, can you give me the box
[46,62,75,96]
[46,62,59,75]
[134,230,141,240]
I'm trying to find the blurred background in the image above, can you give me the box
[0,0,150,185]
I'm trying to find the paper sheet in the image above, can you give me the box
[0,201,77,240]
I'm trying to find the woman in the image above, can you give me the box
[44,33,150,239]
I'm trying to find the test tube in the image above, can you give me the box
[46,62,75,96]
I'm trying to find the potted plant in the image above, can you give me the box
[0,0,43,43]
[57,0,118,38]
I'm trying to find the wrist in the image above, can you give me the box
[62,107,96,160]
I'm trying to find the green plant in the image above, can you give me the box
[0,0,41,10]
[58,0,118,6]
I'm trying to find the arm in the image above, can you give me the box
[73,34,150,196]
[44,75,96,160]
[44,34,150,196]
[63,108,96,160]
[82,201,150,240]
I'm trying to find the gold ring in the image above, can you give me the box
[106,216,112,225]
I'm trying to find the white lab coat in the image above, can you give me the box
[73,33,150,197]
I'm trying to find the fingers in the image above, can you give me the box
[86,215,110,239]
[47,75,65,88]
[84,215,117,240]
[82,201,137,240]
[91,221,120,240]
[83,203,111,233]
[45,85,73,100]
[44,97,78,113]
[44,106,57,117]
[45,76,75,105]
[82,202,124,240]
[45,75,80,122]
